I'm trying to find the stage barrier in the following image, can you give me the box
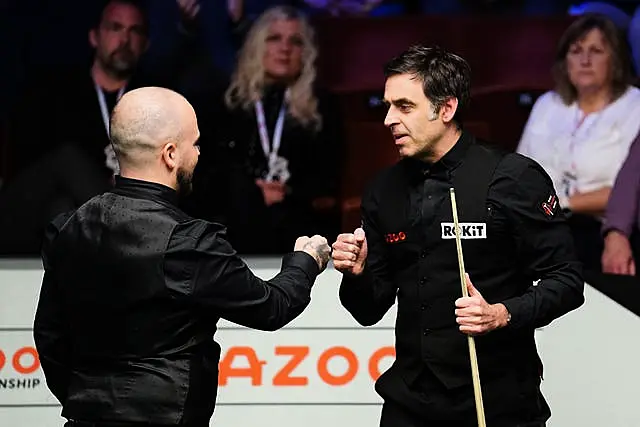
[0,258,637,427]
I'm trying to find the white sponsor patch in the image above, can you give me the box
[440,222,487,239]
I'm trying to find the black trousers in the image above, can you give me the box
[375,364,550,427]
[379,400,547,427]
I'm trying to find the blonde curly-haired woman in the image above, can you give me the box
[187,5,343,254]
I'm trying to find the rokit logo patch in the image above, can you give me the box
[440,223,487,239]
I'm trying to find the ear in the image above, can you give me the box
[161,142,178,170]
[440,97,459,124]
[89,28,98,49]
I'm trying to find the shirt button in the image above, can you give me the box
[420,304,426,310]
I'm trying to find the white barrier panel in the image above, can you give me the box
[0,259,639,427]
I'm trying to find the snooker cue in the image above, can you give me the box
[449,187,487,427]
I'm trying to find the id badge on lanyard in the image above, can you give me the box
[95,82,125,175]
[563,136,578,198]
[563,108,602,197]
[561,142,578,198]
[254,95,290,184]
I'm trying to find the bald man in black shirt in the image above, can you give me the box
[34,87,331,427]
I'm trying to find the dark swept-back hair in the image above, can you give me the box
[383,45,471,127]
[553,13,633,105]
[92,0,150,35]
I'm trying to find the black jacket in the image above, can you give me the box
[340,132,584,422]
[184,83,343,254]
[33,176,320,426]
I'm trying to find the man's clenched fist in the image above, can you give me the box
[332,228,367,275]
[295,235,331,271]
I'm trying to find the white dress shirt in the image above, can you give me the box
[517,86,640,207]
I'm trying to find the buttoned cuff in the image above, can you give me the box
[501,298,524,330]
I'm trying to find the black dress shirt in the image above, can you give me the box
[339,131,584,424]
[33,176,320,426]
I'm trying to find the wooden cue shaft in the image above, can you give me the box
[449,187,486,427]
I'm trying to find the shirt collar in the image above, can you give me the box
[112,176,179,207]
[437,129,473,170]
[403,130,474,181]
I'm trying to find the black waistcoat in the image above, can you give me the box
[375,141,540,390]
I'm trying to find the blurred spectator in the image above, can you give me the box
[226,0,408,49]
[570,1,640,74]
[517,14,640,272]
[601,130,640,275]
[0,0,200,256]
[184,5,343,255]
[6,0,199,183]
[228,0,298,50]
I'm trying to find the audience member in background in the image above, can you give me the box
[517,14,640,272]
[226,0,408,51]
[227,0,286,50]
[601,130,640,275]
[7,0,199,182]
[185,5,343,255]
[570,1,640,74]
[0,0,199,256]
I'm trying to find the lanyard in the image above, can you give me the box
[568,106,604,171]
[254,96,286,163]
[95,82,125,136]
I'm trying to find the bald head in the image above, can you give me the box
[109,87,196,170]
